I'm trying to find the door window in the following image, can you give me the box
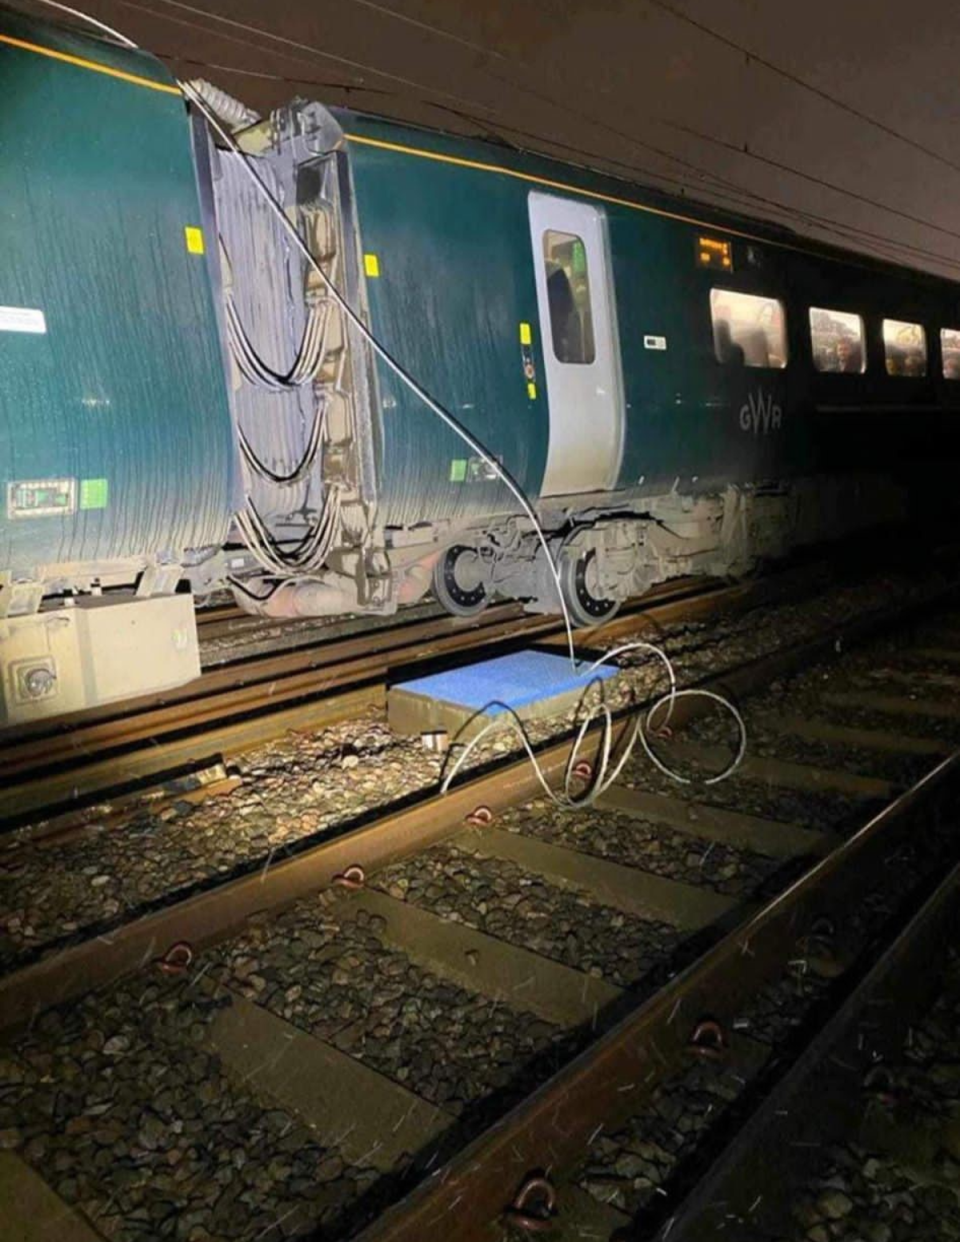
[543,229,595,364]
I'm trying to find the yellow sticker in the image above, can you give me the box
[527,381,537,400]
[364,253,380,278]
[519,321,532,345]
[184,226,205,255]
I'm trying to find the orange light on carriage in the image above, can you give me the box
[697,235,734,271]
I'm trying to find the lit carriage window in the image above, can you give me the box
[882,319,927,377]
[809,308,866,373]
[543,230,596,365]
[941,328,960,380]
[710,289,788,368]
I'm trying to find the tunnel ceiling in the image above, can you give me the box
[18,0,960,280]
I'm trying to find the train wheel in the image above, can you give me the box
[433,544,489,617]
[559,546,619,628]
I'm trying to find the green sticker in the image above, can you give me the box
[449,459,467,482]
[79,478,109,510]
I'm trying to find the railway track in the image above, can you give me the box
[3,573,960,1241]
[653,843,960,1242]
[0,563,833,827]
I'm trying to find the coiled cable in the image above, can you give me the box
[441,640,747,802]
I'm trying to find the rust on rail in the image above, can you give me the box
[354,751,960,1242]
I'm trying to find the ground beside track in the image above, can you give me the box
[700,936,960,1242]
[2,564,960,1241]
[0,564,947,968]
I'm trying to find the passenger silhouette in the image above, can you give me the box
[836,336,863,373]
[714,319,745,366]
[547,267,581,363]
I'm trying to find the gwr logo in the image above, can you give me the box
[739,389,783,435]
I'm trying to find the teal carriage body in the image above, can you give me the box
[338,109,960,552]
[0,8,238,578]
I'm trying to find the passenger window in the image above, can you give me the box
[543,230,595,365]
[710,289,787,369]
[809,308,866,373]
[882,319,927,377]
[941,328,960,380]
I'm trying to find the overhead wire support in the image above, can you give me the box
[49,0,960,272]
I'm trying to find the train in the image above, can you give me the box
[2,4,959,725]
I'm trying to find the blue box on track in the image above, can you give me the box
[387,649,618,739]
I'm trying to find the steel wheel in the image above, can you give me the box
[433,544,489,617]
[559,546,619,628]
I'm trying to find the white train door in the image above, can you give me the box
[528,191,624,497]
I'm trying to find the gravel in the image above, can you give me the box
[577,1057,758,1218]
[754,637,960,748]
[571,775,960,1235]
[686,712,931,788]
[620,752,882,836]
[210,892,571,1123]
[786,1144,959,1242]
[373,843,700,991]
[766,947,960,1242]
[498,798,785,898]
[0,572,956,1241]
[737,965,834,1047]
[0,974,385,1242]
[0,564,952,970]
[0,714,444,970]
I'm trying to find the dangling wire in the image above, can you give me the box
[237,394,329,485]
[235,488,342,576]
[29,0,138,47]
[441,639,748,802]
[226,292,331,391]
[21,2,746,788]
[178,78,581,670]
[181,77,749,791]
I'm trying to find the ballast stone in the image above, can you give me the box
[387,649,618,740]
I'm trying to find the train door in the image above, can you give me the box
[528,191,624,497]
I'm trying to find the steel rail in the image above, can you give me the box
[354,750,960,1242]
[4,532,956,788]
[0,577,736,765]
[0,566,826,825]
[654,860,960,1241]
[0,579,953,1035]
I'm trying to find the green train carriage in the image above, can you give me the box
[232,101,955,625]
[3,2,959,725]
[0,7,239,726]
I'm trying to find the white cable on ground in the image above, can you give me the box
[177,84,749,793]
[178,73,749,792]
[441,639,748,803]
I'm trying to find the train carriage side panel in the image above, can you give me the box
[0,10,238,724]
[605,210,808,497]
[340,122,550,531]
[341,114,819,526]
[0,9,238,577]
[333,109,951,604]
